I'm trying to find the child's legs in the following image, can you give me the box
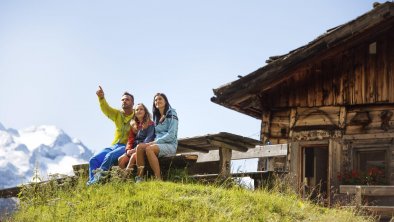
[126,153,137,170]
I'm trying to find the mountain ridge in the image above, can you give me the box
[0,122,93,189]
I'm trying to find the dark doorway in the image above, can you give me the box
[302,146,328,202]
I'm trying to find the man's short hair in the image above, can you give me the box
[123,92,134,101]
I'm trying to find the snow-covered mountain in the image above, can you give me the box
[0,122,93,189]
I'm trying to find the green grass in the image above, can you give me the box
[8,176,372,222]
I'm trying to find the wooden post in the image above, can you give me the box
[219,148,232,178]
[261,110,271,143]
[289,108,297,138]
[72,163,89,178]
[355,185,362,206]
[339,106,346,129]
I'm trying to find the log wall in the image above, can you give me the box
[259,28,394,188]
[261,105,394,186]
[261,27,394,108]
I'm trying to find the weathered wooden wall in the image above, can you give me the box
[261,27,394,108]
[262,106,394,186]
[259,27,394,189]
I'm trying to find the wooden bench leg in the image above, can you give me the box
[219,148,232,178]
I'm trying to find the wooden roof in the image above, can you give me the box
[211,2,394,119]
[177,132,262,153]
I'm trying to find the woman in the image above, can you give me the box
[136,93,178,181]
[118,103,155,172]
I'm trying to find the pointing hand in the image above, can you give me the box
[96,85,104,98]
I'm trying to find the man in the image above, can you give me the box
[87,85,135,185]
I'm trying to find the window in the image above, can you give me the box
[357,150,386,172]
[353,147,388,184]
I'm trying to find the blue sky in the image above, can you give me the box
[0,1,383,152]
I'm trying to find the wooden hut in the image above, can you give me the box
[211,2,394,202]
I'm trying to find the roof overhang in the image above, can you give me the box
[211,2,394,119]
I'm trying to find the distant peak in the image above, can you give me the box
[0,122,5,131]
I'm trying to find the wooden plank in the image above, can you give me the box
[343,132,394,140]
[367,44,377,103]
[339,185,394,196]
[389,29,394,103]
[336,57,345,104]
[345,121,394,134]
[215,132,263,146]
[254,144,288,157]
[177,143,210,153]
[322,61,334,106]
[377,37,388,103]
[0,186,21,198]
[355,46,365,104]
[295,116,339,126]
[208,138,248,152]
[0,176,77,198]
[342,54,351,104]
[347,105,394,112]
[192,150,220,162]
[360,206,394,217]
[190,171,284,180]
[186,144,288,163]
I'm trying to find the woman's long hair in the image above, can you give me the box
[152,93,171,124]
[130,103,153,133]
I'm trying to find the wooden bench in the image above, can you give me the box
[71,143,288,186]
[73,133,288,183]
[0,176,77,198]
[339,185,394,218]
[71,153,199,180]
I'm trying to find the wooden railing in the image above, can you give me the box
[339,185,394,218]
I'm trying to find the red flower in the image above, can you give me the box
[337,174,342,181]
[351,170,359,178]
[368,167,380,176]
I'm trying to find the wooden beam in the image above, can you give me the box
[0,176,78,198]
[208,139,249,152]
[339,185,394,196]
[216,132,263,145]
[0,186,21,198]
[343,132,394,140]
[177,143,210,153]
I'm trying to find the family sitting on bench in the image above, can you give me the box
[87,86,178,186]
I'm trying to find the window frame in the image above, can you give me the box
[352,145,390,180]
